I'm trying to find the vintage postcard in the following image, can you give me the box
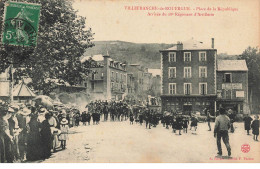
[0,0,259,164]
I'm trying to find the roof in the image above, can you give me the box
[80,54,104,63]
[45,78,70,86]
[217,60,248,71]
[129,64,140,66]
[13,81,36,97]
[148,69,161,76]
[162,38,213,51]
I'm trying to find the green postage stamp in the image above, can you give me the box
[1,1,41,47]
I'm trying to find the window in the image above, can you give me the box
[199,66,207,78]
[111,82,114,89]
[111,71,114,80]
[124,74,126,82]
[169,83,176,94]
[84,82,87,88]
[116,72,118,81]
[224,73,232,83]
[168,67,176,78]
[199,52,207,61]
[184,83,192,95]
[199,83,207,95]
[110,61,113,67]
[184,67,191,78]
[91,73,95,80]
[91,82,94,91]
[168,52,176,62]
[184,52,191,62]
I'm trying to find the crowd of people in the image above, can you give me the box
[132,109,198,135]
[85,100,130,123]
[0,98,259,162]
[0,100,74,163]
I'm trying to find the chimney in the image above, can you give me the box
[211,38,214,49]
[177,41,183,50]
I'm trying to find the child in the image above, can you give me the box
[183,117,189,133]
[74,112,80,127]
[86,112,91,125]
[59,117,69,149]
[161,115,165,127]
[172,117,177,133]
[130,113,134,125]
[176,115,183,135]
[251,115,259,141]
[190,115,199,134]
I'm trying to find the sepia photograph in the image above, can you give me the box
[0,0,259,165]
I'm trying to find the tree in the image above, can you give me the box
[0,0,95,94]
[239,46,260,113]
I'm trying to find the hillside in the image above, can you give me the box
[83,41,173,68]
[83,41,240,69]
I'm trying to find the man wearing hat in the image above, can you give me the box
[214,108,231,157]
[37,108,46,123]
[0,107,14,162]
[8,105,21,162]
[206,109,213,131]
[16,106,31,162]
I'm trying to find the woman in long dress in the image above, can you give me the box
[40,113,53,159]
[27,112,42,161]
[251,115,259,141]
[243,114,253,135]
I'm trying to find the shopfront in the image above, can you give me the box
[161,95,217,115]
[216,100,244,114]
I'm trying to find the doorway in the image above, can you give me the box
[183,105,192,115]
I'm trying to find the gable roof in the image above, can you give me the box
[13,81,36,97]
[217,60,248,71]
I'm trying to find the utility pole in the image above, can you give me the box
[8,64,13,103]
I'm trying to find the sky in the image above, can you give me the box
[73,0,259,55]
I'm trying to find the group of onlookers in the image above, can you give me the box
[0,100,72,163]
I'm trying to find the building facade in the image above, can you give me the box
[126,64,153,103]
[151,75,161,97]
[82,55,127,101]
[148,69,162,97]
[216,60,249,113]
[160,39,217,114]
